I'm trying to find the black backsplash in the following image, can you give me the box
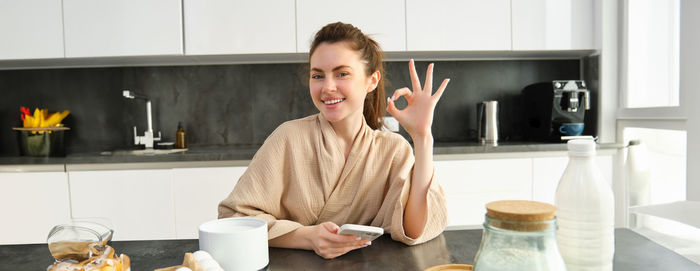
[0,58,594,156]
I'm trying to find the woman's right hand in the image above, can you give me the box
[305,222,371,259]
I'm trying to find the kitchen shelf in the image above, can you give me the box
[0,50,597,71]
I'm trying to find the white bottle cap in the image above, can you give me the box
[567,139,596,156]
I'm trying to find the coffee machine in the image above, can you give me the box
[521,80,590,141]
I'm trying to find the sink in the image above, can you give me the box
[102,148,188,156]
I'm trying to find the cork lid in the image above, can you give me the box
[486,200,556,222]
[485,200,556,231]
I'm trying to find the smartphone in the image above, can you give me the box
[337,224,384,241]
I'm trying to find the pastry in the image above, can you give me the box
[155,250,223,271]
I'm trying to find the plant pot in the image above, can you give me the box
[13,127,70,157]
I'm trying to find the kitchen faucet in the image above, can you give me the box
[122,90,161,149]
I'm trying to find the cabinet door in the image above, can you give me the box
[63,0,183,57]
[533,154,614,205]
[296,0,406,52]
[184,0,295,55]
[435,158,532,227]
[0,0,64,60]
[68,169,176,241]
[406,0,511,51]
[172,166,246,239]
[0,172,70,244]
[512,0,594,50]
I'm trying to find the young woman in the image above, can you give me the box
[219,22,450,259]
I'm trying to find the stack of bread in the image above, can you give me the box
[47,241,130,271]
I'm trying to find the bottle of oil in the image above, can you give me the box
[176,122,186,149]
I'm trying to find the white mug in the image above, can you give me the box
[199,217,268,271]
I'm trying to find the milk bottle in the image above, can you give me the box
[555,139,615,271]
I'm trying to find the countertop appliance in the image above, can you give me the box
[477,101,499,145]
[521,80,590,141]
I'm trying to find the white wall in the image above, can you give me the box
[681,0,700,201]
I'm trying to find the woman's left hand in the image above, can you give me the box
[387,60,449,140]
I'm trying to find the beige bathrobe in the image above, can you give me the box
[218,114,448,245]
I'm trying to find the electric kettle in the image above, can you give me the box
[477,101,499,145]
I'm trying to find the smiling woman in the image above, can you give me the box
[308,21,386,131]
[218,22,450,259]
[309,42,379,132]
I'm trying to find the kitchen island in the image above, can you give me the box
[0,142,624,245]
[2,229,697,270]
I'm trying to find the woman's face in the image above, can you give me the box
[309,42,378,125]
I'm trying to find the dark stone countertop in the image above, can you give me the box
[1,229,697,271]
[0,141,624,168]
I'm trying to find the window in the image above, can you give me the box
[623,0,680,108]
[619,0,687,219]
[624,127,686,207]
[616,0,698,262]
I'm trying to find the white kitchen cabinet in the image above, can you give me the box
[62,0,183,57]
[172,166,246,239]
[184,0,296,55]
[532,154,614,205]
[512,0,594,50]
[406,0,511,51]
[0,172,71,244]
[68,169,176,241]
[0,0,64,60]
[435,158,532,226]
[532,156,568,205]
[296,0,406,52]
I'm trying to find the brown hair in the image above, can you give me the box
[309,22,386,130]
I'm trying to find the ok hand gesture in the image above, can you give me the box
[386,60,449,140]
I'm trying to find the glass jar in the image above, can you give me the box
[473,200,566,271]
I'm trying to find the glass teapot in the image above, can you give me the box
[47,220,113,261]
